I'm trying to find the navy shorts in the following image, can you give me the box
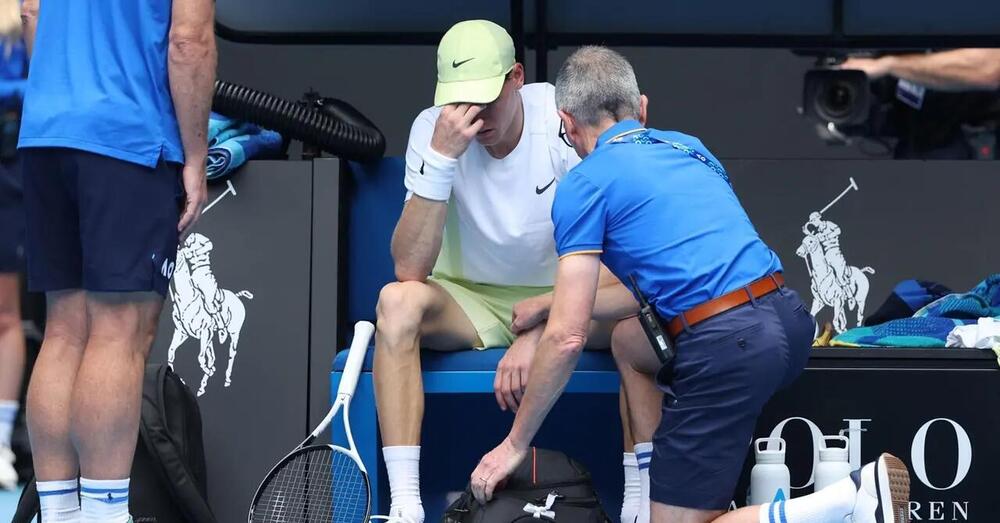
[650,286,815,510]
[0,159,23,273]
[22,148,182,296]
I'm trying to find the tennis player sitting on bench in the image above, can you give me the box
[374,21,644,523]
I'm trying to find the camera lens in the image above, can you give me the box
[818,81,856,122]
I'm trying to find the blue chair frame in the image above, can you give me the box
[330,348,621,515]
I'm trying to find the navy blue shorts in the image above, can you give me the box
[21,148,182,296]
[0,159,24,273]
[650,286,815,510]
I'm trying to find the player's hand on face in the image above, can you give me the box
[471,437,527,505]
[511,295,551,335]
[494,328,541,412]
[430,103,485,158]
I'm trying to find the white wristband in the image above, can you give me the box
[405,147,457,202]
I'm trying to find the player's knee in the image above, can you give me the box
[610,319,641,361]
[376,281,430,334]
[611,319,658,374]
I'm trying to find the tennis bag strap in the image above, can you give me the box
[442,448,611,523]
[12,475,40,523]
[139,364,217,523]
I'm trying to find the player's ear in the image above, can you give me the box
[638,95,649,126]
[510,63,525,90]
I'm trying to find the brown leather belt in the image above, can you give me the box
[666,272,785,339]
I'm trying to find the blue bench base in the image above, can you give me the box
[331,348,623,519]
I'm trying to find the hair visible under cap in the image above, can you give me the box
[555,46,641,127]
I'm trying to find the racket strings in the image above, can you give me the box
[252,447,369,523]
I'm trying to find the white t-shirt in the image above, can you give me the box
[404,83,580,287]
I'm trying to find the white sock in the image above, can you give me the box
[0,400,18,447]
[757,475,856,523]
[621,452,641,523]
[38,479,81,523]
[384,446,424,523]
[80,477,130,523]
[634,442,653,523]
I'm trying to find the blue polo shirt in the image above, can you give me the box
[18,0,183,167]
[552,119,782,319]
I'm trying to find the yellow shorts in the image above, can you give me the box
[430,276,552,348]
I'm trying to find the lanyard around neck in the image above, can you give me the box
[602,126,731,185]
[604,127,648,145]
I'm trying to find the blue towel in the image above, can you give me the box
[832,274,1000,347]
[206,112,283,180]
[862,279,953,326]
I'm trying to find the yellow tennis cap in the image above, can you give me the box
[434,20,515,107]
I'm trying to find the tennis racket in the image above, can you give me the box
[248,321,376,523]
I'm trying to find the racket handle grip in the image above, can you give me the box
[338,321,375,398]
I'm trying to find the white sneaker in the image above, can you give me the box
[851,453,910,523]
[0,445,17,490]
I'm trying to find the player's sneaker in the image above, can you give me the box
[0,445,17,490]
[851,453,910,523]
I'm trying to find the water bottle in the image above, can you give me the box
[815,435,852,491]
[750,437,790,505]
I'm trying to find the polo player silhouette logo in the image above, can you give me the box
[166,181,254,396]
[795,177,875,335]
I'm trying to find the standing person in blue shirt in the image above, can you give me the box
[18,0,215,521]
[0,0,28,491]
[471,46,911,523]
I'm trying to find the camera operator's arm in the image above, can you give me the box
[842,49,1000,92]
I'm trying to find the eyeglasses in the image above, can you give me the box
[558,120,573,148]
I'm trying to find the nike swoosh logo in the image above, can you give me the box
[452,58,475,68]
[419,161,425,175]
[535,178,556,195]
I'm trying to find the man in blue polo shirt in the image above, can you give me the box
[18,0,215,521]
[471,46,910,523]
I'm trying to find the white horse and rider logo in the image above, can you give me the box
[167,181,254,396]
[796,177,875,335]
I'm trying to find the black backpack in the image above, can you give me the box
[14,364,216,523]
[443,448,611,523]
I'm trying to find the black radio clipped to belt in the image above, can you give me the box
[628,274,675,370]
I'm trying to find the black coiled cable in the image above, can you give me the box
[212,80,386,162]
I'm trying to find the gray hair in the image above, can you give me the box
[555,46,641,127]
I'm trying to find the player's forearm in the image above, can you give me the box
[508,329,584,450]
[885,49,1000,92]
[391,196,448,282]
[21,0,38,57]
[168,25,217,167]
